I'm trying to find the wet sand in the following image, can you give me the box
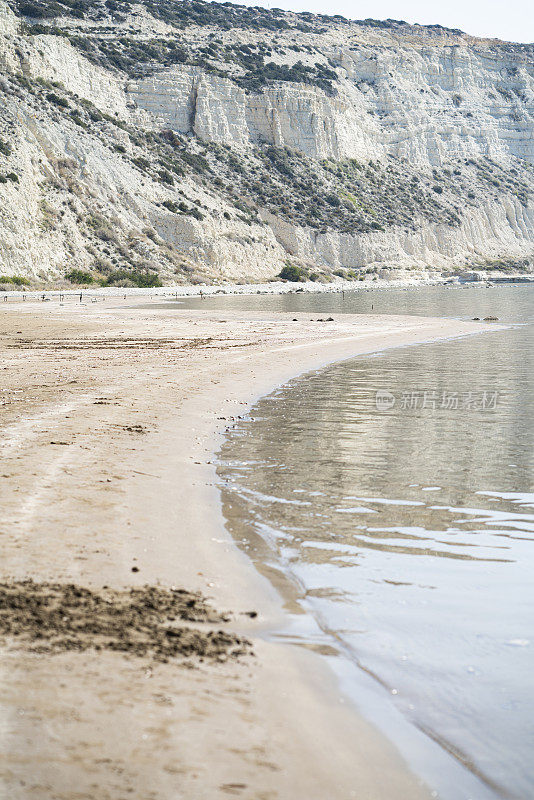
[0,297,498,799]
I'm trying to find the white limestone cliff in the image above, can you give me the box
[0,0,532,285]
[265,196,534,270]
[130,42,534,166]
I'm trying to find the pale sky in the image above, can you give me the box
[236,0,533,43]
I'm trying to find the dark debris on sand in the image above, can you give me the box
[0,580,251,664]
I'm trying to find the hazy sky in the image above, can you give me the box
[237,0,533,43]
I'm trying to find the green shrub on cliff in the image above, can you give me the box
[278,264,306,282]
[65,268,95,284]
[101,269,162,288]
[0,275,28,285]
[46,92,69,108]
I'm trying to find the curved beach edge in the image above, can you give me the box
[0,296,502,799]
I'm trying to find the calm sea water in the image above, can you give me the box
[211,285,534,800]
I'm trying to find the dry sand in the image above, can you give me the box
[0,296,498,800]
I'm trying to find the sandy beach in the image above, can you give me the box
[0,296,498,800]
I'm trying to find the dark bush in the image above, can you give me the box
[65,268,94,284]
[46,92,69,108]
[162,199,180,213]
[17,1,65,18]
[158,169,174,185]
[325,193,341,206]
[278,264,305,282]
[0,275,28,285]
[132,156,150,172]
[102,269,162,288]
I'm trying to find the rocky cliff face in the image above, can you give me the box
[0,0,533,287]
[130,44,534,166]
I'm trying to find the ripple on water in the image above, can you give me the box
[218,286,534,799]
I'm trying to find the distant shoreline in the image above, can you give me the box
[1,272,533,301]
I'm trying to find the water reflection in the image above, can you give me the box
[218,286,534,799]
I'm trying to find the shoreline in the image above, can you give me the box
[0,298,503,799]
[1,271,533,302]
